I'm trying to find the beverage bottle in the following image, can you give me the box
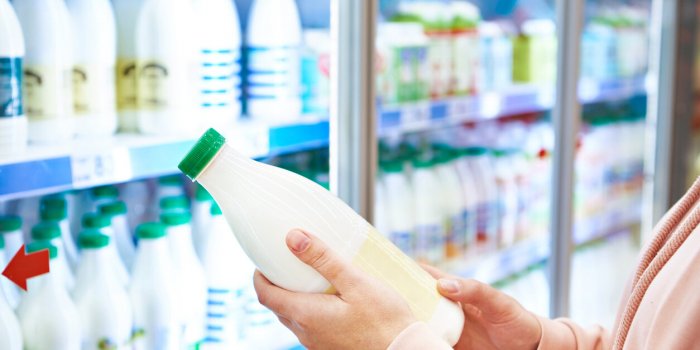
[0,239,22,350]
[17,241,81,350]
[434,147,468,258]
[411,155,447,264]
[191,184,214,259]
[130,222,181,350]
[161,212,207,348]
[113,0,141,132]
[382,160,417,256]
[159,195,189,215]
[12,0,74,143]
[0,0,27,155]
[40,198,80,270]
[81,213,130,286]
[73,231,133,349]
[0,217,22,308]
[65,0,118,137]
[178,129,464,345]
[29,222,74,290]
[90,185,119,210]
[98,201,136,270]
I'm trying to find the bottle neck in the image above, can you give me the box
[134,238,170,275]
[167,224,197,262]
[28,258,62,295]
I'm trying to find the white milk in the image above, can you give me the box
[73,231,132,349]
[12,0,74,144]
[65,0,117,137]
[39,200,80,271]
[135,0,197,135]
[0,0,27,156]
[17,242,81,350]
[382,161,417,257]
[460,147,499,248]
[434,149,468,259]
[113,0,141,132]
[179,129,464,345]
[81,213,130,286]
[0,216,24,305]
[411,156,447,264]
[0,237,21,310]
[492,150,519,247]
[246,0,302,121]
[0,266,22,350]
[373,178,391,238]
[192,184,214,260]
[30,222,75,291]
[452,150,479,250]
[193,0,242,131]
[130,223,181,350]
[161,212,207,348]
[98,201,136,270]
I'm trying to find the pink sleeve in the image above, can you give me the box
[537,316,611,350]
[387,322,452,350]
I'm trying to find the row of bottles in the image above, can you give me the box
[0,177,297,349]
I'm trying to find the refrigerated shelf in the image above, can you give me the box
[378,76,647,136]
[0,119,329,200]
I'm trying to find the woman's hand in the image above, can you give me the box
[422,264,542,350]
[254,229,416,350]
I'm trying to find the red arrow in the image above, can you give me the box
[2,245,50,291]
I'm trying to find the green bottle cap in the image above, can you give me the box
[40,206,68,221]
[210,203,222,216]
[0,234,4,249]
[412,156,433,169]
[0,216,22,232]
[82,213,111,229]
[178,128,226,180]
[98,201,128,216]
[26,241,57,259]
[160,212,192,226]
[40,196,67,211]
[136,222,167,239]
[195,184,213,202]
[382,161,404,174]
[158,175,182,186]
[160,196,189,211]
[31,222,61,240]
[91,185,119,199]
[462,147,488,157]
[78,230,110,249]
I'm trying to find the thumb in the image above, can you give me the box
[286,229,361,293]
[437,278,519,318]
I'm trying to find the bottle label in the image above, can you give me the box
[204,287,237,344]
[446,212,467,257]
[116,58,138,111]
[476,202,499,242]
[137,60,170,111]
[73,64,116,116]
[389,230,414,255]
[415,223,444,263]
[0,57,23,118]
[246,46,300,100]
[23,64,72,120]
[199,48,241,109]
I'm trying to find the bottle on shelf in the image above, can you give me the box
[191,184,214,259]
[39,197,80,270]
[161,212,207,348]
[0,216,22,308]
[65,0,118,137]
[450,1,481,96]
[381,160,417,256]
[0,237,22,350]
[12,0,75,144]
[179,129,464,345]
[159,195,189,215]
[17,242,81,350]
[433,147,468,259]
[29,222,75,291]
[81,213,130,286]
[135,0,198,135]
[73,231,132,349]
[156,175,185,200]
[411,154,446,264]
[0,0,27,156]
[98,201,135,270]
[113,0,141,132]
[130,222,180,350]
[90,185,119,210]
[245,0,302,121]
[458,147,500,249]
[300,29,331,115]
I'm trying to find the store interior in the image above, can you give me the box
[1,0,699,348]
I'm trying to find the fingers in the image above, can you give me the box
[253,270,317,319]
[286,229,362,293]
[437,278,517,317]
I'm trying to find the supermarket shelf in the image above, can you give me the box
[0,119,329,200]
[378,76,647,136]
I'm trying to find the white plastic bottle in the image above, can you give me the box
[193,0,242,130]
[0,251,22,350]
[130,222,181,350]
[73,231,133,350]
[90,185,120,210]
[382,161,417,256]
[135,0,197,135]
[200,204,243,346]
[65,0,117,137]
[246,0,302,121]
[113,0,141,132]
[98,201,136,270]
[373,177,391,238]
[452,150,479,250]
[81,213,130,286]
[411,156,447,264]
[0,217,22,309]
[30,222,75,290]
[17,241,81,350]
[179,129,464,345]
[492,150,519,247]
[191,184,214,259]
[434,149,468,259]
[40,200,80,271]
[12,0,74,143]
[460,147,499,248]
[0,0,27,155]
[161,212,207,348]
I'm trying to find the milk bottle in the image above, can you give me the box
[30,222,74,290]
[90,185,119,210]
[17,241,81,350]
[381,160,417,256]
[411,155,447,264]
[179,129,464,345]
[130,222,181,350]
[0,0,27,155]
[192,184,213,259]
[73,231,132,349]
[98,201,135,270]
[0,215,24,271]
[40,200,79,270]
[81,213,130,285]
[161,212,207,348]
[0,232,21,309]
[113,0,141,132]
[0,253,22,350]
[434,148,468,258]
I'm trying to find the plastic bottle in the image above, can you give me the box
[65,0,117,137]
[0,0,27,155]
[193,0,242,130]
[0,216,22,308]
[113,0,141,132]
[245,0,302,121]
[40,198,80,271]
[458,147,499,248]
[98,201,136,270]
[135,0,197,135]
[411,155,447,264]
[382,160,417,256]
[492,150,519,247]
[17,242,81,350]
[73,231,132,349]
[479,21,513,91]
[450,1,480,95]
[451,151,479,251]
[30,222,74,290]
[192,184,214,259]
[0,242,22,350]
[90,185,119,210]
[130,222,180,350]
[200,204,243,346]
[373,177,391,238]
[12,0,74,143]
[159,195,189,215]
[300,29,331,115]
[178,129,464,345]
[434,147,468,259]
[82,213,130,286]
[161,212,207,348]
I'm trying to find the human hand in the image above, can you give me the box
[254,229,416,350]
[421,264,542,350]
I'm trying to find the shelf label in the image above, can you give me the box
[227,125,270,157]
[447,97,477,121]
[400,103,430,125]
[71,149,132,187]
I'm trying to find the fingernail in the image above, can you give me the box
[288,230,310,253]
[438,279,460,294]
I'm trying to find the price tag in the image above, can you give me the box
[400,103,430,125]
[228,125,270,158]
[447,97,475,120]
[71,149,132,187]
